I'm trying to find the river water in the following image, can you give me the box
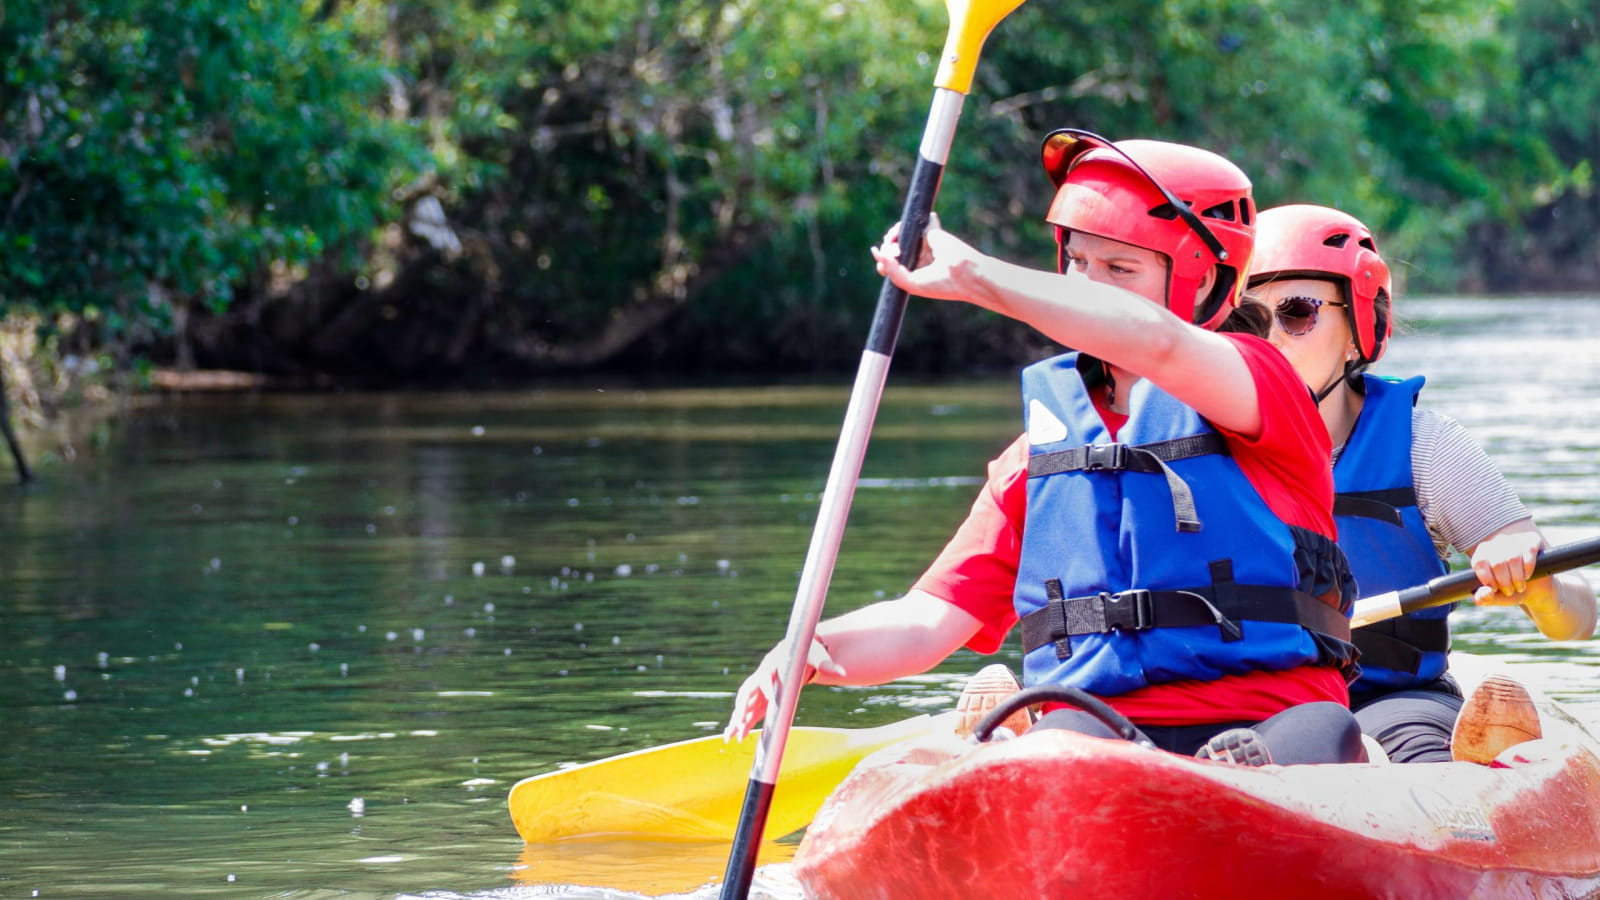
[2,296,1598,899]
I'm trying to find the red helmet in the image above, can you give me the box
[1249,204,1392,363]
[1041,129,1255,331]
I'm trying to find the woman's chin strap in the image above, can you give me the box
[1315,361,1366,406]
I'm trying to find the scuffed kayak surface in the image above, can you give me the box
[794,714,1600,899]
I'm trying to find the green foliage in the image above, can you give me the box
[0,0,421,342]
[1,0,1596,382]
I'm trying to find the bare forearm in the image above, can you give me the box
[811,591,982,686]
[962,257,1185,374]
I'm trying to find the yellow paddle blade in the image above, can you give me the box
[509,712,956,842]
[934,0,1030,94]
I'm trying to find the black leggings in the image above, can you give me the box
[1033,700,1368,764]
[1351,677,1463,764]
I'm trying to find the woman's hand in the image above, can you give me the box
[1469,528,1554,612]
[870,213,988,303]
[723,637,846,742]
[1467,522,1596,640]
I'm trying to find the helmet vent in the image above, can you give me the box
[1147,202,1180,221]
[1322,233,1351,249]
[1359,237,1377,251]
[1201,201,1237,223]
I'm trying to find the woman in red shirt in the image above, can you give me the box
[727,131,1364,765]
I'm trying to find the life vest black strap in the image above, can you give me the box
[1333,487,1418,527]
[1026,434,1229,534]
[1351,615,1451,675]
[1020,582,1351,660]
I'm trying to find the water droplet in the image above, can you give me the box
[614,564,633,576]
[472,561,485,576]
[53,665,66,681]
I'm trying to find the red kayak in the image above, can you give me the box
[794,691,1600,899]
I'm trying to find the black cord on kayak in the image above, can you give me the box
[970,684,1157,749]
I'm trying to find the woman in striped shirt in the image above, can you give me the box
[1246,203,1595,763]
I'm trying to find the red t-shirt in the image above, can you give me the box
[914,335,1345,725]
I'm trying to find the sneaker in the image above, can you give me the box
[955,664,1032,739]
[1195,727,1275,766]
[1450,675,1542,765]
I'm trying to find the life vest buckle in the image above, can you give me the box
[1083,442,1127,472]
[1100,589,1152,632]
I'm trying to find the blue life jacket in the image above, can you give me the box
[1336,374,1452,693]
[1013,352,1356,698]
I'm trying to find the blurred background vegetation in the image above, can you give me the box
[2,0,1596,417]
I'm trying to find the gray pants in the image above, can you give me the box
[1351,676,1464,764]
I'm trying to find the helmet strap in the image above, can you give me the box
[1314,360,1365,406]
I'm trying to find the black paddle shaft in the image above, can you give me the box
[1394,534,1600,617]
[864,155,944,357]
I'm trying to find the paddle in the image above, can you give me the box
[508,712,955,843]
[718,2,1026,896]
[1351,534,1600,628]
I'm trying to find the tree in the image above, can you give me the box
[0,0,421,371]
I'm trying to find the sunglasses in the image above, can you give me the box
[1273,295,1347,336]
[1040,127,1230,263]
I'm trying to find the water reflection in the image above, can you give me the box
[0,297,1597,898]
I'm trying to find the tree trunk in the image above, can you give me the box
[0,364,34,484]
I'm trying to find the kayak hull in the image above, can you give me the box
[793,726,1600,900]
